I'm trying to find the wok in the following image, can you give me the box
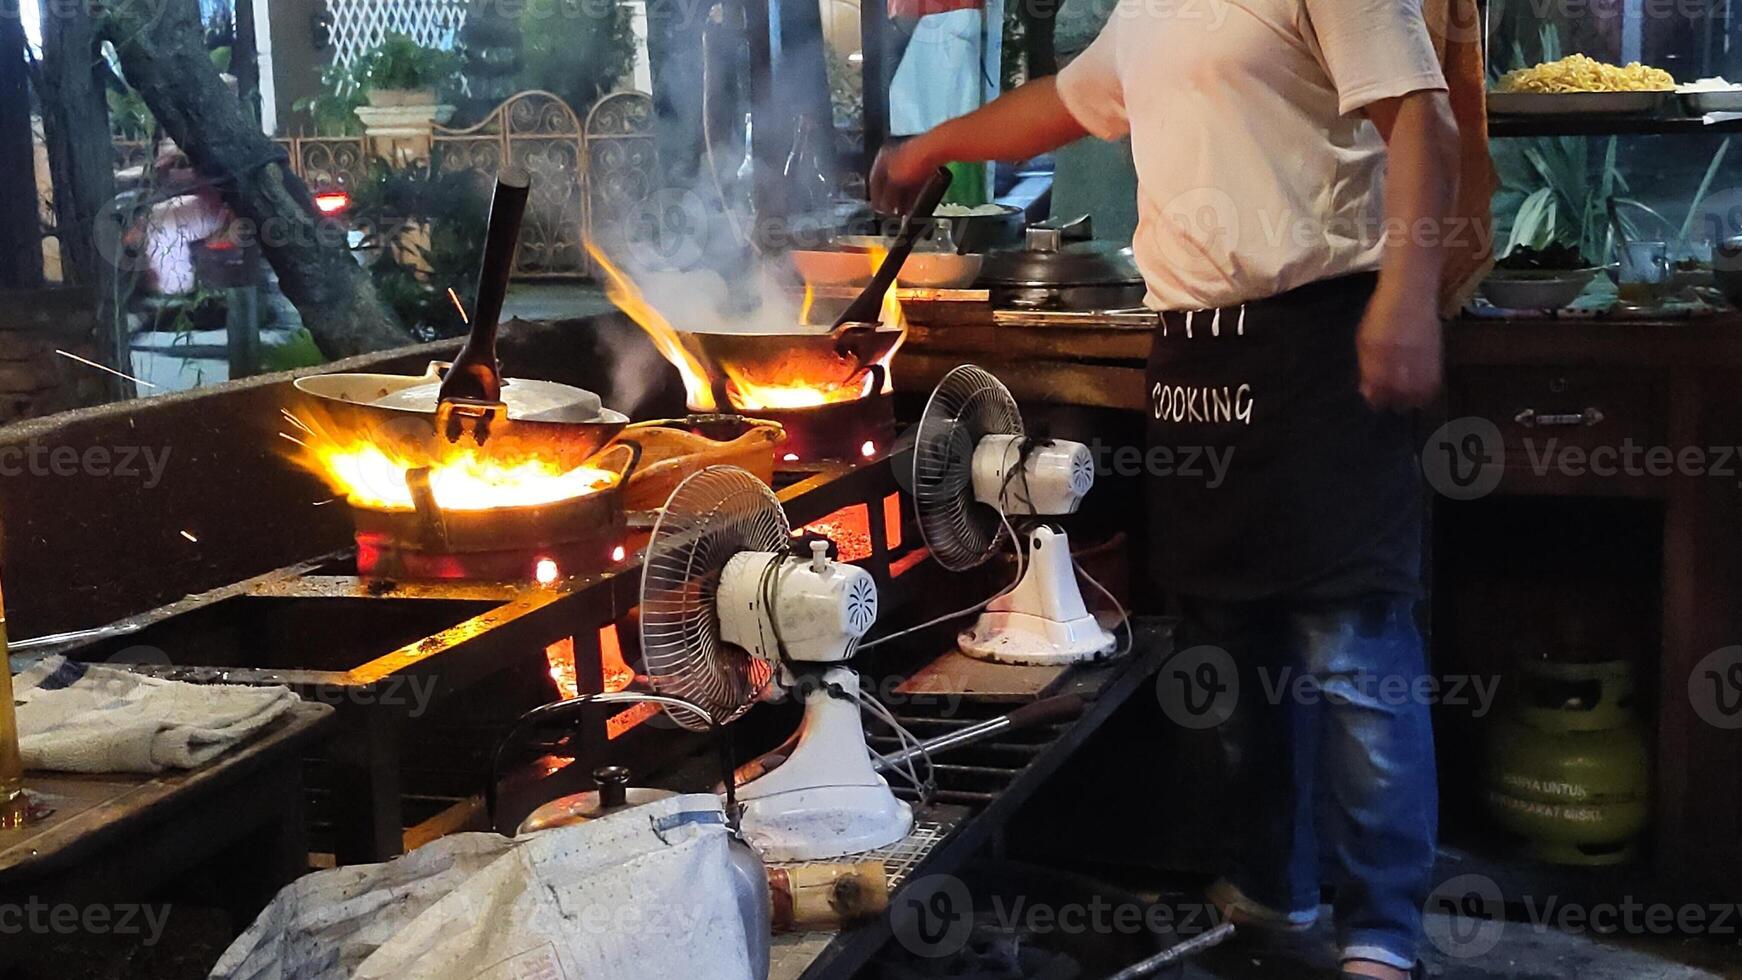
[677,325,905,399]
[676,168,953,404]
[293,363,629,469]
[295,168,627,467]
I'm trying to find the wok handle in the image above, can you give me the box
[596,439,645,484]
[832,167,953,329]
[441,168,533,406]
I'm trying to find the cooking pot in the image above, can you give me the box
[977,215,1147,310]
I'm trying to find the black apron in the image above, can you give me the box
[1146,272,1422,602]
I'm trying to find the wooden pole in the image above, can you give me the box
[860,0,889,167]
[0,13,42,290]
[233,0,262,126]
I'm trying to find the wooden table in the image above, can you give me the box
[0,702,333,962]
[898,300,1742,894]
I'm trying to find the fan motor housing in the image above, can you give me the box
[717,551,880,666]
[971,434,1096,516]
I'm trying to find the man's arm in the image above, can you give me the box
[1355,89,1461,410]
[871,77,1090,212]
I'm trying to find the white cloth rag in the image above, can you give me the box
[12,655,300,774]
[212,794,760,980]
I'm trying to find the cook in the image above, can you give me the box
[872,1,1459,977]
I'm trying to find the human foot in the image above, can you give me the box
[1205,878,1319,933]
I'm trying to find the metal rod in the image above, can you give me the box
[923,764,1026,778]
[6,622,143,653]
[878,695,1088,772]
[894,789,997,805]
[868,735,1046,757]
[890,715,982,728]
[1103,923,1237,980]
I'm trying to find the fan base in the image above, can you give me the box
[736,666,913,862]
[739,785,914,863]
[959,610,1117,666]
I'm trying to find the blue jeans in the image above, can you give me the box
[1180,594,1438,970]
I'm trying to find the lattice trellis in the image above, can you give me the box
[101,92,659,281]
[328,0,469,68]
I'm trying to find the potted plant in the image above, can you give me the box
[360,34,457,107]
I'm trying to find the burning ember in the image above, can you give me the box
[589,244,906,413]
[281,409,617,512]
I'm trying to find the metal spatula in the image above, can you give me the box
[438,168,532,444]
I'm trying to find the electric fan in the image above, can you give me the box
[911,364,1120,665]
[641,465,912,861]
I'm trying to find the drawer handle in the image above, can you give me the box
[1514,407,1606,429]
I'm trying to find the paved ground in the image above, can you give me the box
[502,281,615,322]
[1159,893,1742,980]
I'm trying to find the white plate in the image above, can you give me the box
[1488,90,1670,116]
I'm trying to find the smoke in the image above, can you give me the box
[624,258,823,335]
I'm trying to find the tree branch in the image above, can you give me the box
[99,0,412,359]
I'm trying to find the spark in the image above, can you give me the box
[280,409,315,434]
[277,431,311,450]
[55,349,156,389]
[447,288,470,324]
[611,545,627,562]
[179,530,199,543]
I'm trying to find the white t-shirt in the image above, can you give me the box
[1055,0,1448,310]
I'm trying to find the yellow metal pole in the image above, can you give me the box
[0,571,30,828]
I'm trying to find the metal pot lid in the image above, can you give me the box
[977,223,1144,288]
[517,766,680,834]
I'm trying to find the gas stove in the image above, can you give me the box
[41,454,924,864]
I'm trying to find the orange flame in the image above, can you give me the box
[870,246,906,395]
[725,372,877,410]
[798,283,817,325]
[588,243,719,411]
[590,243,906,412]
[281,407,616,512]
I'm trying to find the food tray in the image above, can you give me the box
[1488,91,1671,116]
[1681,89,1742,113]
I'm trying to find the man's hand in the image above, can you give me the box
[1357,288,1442,410]
[870,138,937,214]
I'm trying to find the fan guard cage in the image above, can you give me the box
[912,365,1024,572]
[641,466,792,731]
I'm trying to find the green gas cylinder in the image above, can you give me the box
[1483,659,1650,866]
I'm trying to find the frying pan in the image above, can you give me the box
[675,167,955,400]
[293,168,628,468]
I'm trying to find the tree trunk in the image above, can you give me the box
[101,0,411,359]
[0,12,41,290]
[37,0,124,387]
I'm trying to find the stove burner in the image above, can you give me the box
[752,394,896,464]
[351,487,626,584]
